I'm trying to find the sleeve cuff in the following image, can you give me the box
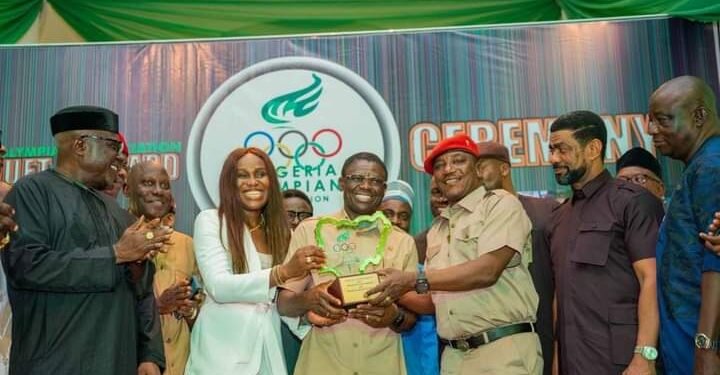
[702,251,720,273]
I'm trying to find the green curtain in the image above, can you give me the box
[0,0,42,43]
[47,0,560,42]
[560,0,720,22]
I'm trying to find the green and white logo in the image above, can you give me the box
[261,74,323,124]
[187,57,400,214]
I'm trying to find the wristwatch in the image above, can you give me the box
[633,346,658,361]
[415,264,429,294]
[695,333,720,351]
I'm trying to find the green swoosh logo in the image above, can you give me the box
[261,74,323,124]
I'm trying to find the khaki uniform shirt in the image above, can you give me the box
[152,231,196,375]
[283,211,417,375]
[426,186,537,339]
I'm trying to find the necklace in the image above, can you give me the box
[247,215,265,233]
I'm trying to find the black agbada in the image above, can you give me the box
[2,169,164,374]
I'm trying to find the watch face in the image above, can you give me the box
[642,347,658,360]
[696,334,711,349]
[415,280,429,294]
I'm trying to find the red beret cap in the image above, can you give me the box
[423,134,479,174]
[117,132,129,157]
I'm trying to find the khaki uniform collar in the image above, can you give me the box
[440,185,488,219]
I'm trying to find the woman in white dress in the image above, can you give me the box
[186,147,325,375]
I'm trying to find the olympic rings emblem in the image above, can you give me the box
[243,128,343,168]
[332,242,357,253]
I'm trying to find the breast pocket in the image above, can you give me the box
[450,226,478,264]
[571,222,613,266]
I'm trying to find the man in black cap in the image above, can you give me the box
[474,141,557,375]
[616,147,665,200]
[2,105,168,375]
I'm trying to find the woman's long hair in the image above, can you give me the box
[217,147,290,273]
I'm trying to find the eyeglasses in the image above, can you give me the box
[343,174,386,188]
[617,173,661,185]
[286,210,313,222]
[80,134,122,153]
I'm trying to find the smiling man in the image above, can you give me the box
[103,132,130,199]
[548,110,664,375]
[649,76,720,375]
[1,106,168,375]
[366,134,541,374]
[277,152,418,375]
[126,160,198,375]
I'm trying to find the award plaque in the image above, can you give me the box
[328,272,381,307]
[313,212,392,308]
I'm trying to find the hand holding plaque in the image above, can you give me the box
[304,280,347,325]
[314,212,392,308]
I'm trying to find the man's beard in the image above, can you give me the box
[554,164,587,186]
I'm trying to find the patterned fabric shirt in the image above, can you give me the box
[657,135,720,375]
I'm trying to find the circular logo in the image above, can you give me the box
[187,57,400,214]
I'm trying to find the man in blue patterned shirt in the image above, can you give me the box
[651,76,720,374]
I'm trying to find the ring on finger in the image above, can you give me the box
[145,231,155,240]
[305,256,312,264]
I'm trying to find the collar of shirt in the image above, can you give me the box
[440,185,489,220]
[572,169,611,203]
[687,135,720,168]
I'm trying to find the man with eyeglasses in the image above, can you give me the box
[280,188,315,374]
[278,152,418,375]
[283,189,314,231]
[1,105,168,375]
[649,76,720,375]
[616,147,665,201]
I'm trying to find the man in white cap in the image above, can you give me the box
[380,180,415,233]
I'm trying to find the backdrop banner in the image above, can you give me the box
[1,17,718,234]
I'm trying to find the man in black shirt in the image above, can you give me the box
[2,105,169,375]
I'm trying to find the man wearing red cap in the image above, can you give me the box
[103,132,130,199]
[368,134,541,374]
